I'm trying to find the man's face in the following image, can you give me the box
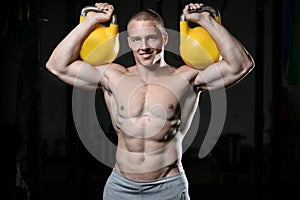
[127,20,167,67]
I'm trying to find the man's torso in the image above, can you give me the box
[102,65,200,180]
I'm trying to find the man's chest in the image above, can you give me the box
[110,74,192,118]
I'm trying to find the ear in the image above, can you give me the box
[163,32,168,46]
[127,36,132,49]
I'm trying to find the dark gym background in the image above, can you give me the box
[1,0,300,199]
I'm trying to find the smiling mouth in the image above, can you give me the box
[140,52,153,59]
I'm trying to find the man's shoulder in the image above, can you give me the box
[109,63,128,73]
[158,65,196,77]
[173,65,200,81]
[175,64,196,73]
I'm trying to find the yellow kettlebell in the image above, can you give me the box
[79,6,119,66]
[180,6,221,69]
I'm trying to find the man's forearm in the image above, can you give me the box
[46,18,97,73]
[199,16,254,72]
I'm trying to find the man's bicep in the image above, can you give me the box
[194,61,231,91]
[59,60,106,88]
[51,61,116,90]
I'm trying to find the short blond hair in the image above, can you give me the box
[127,9,165,32]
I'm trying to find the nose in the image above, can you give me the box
[141,39,150,50]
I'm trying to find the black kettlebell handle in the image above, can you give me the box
[81,6,118,24]
[180,6,221,21]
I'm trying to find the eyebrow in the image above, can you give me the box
[129,34,159,38]
[129,36,141,41]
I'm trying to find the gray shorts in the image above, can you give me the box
[103,169,190,200]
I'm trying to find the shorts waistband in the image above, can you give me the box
[111,169,186,186]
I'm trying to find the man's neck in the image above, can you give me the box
[136,63,161,81]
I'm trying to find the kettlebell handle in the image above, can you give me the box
[81,6,118,24]
[180,6,221,22]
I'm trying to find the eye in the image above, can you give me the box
[148,36,156,41]
[132,37,141,42]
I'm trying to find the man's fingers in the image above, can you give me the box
[95,3,114,12]
[188,3,205,12]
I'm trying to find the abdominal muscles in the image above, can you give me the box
[115,113,182,175]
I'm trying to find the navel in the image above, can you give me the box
[120,105,124,111]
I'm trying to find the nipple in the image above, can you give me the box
[168,104,174,109]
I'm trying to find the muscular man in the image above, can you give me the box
[46,2,254,200]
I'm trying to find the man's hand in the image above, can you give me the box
[183,3,210,24]
[85,2,114,23]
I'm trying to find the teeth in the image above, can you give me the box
[142,54,151,58]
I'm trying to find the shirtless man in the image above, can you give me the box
[46,2,254,200]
